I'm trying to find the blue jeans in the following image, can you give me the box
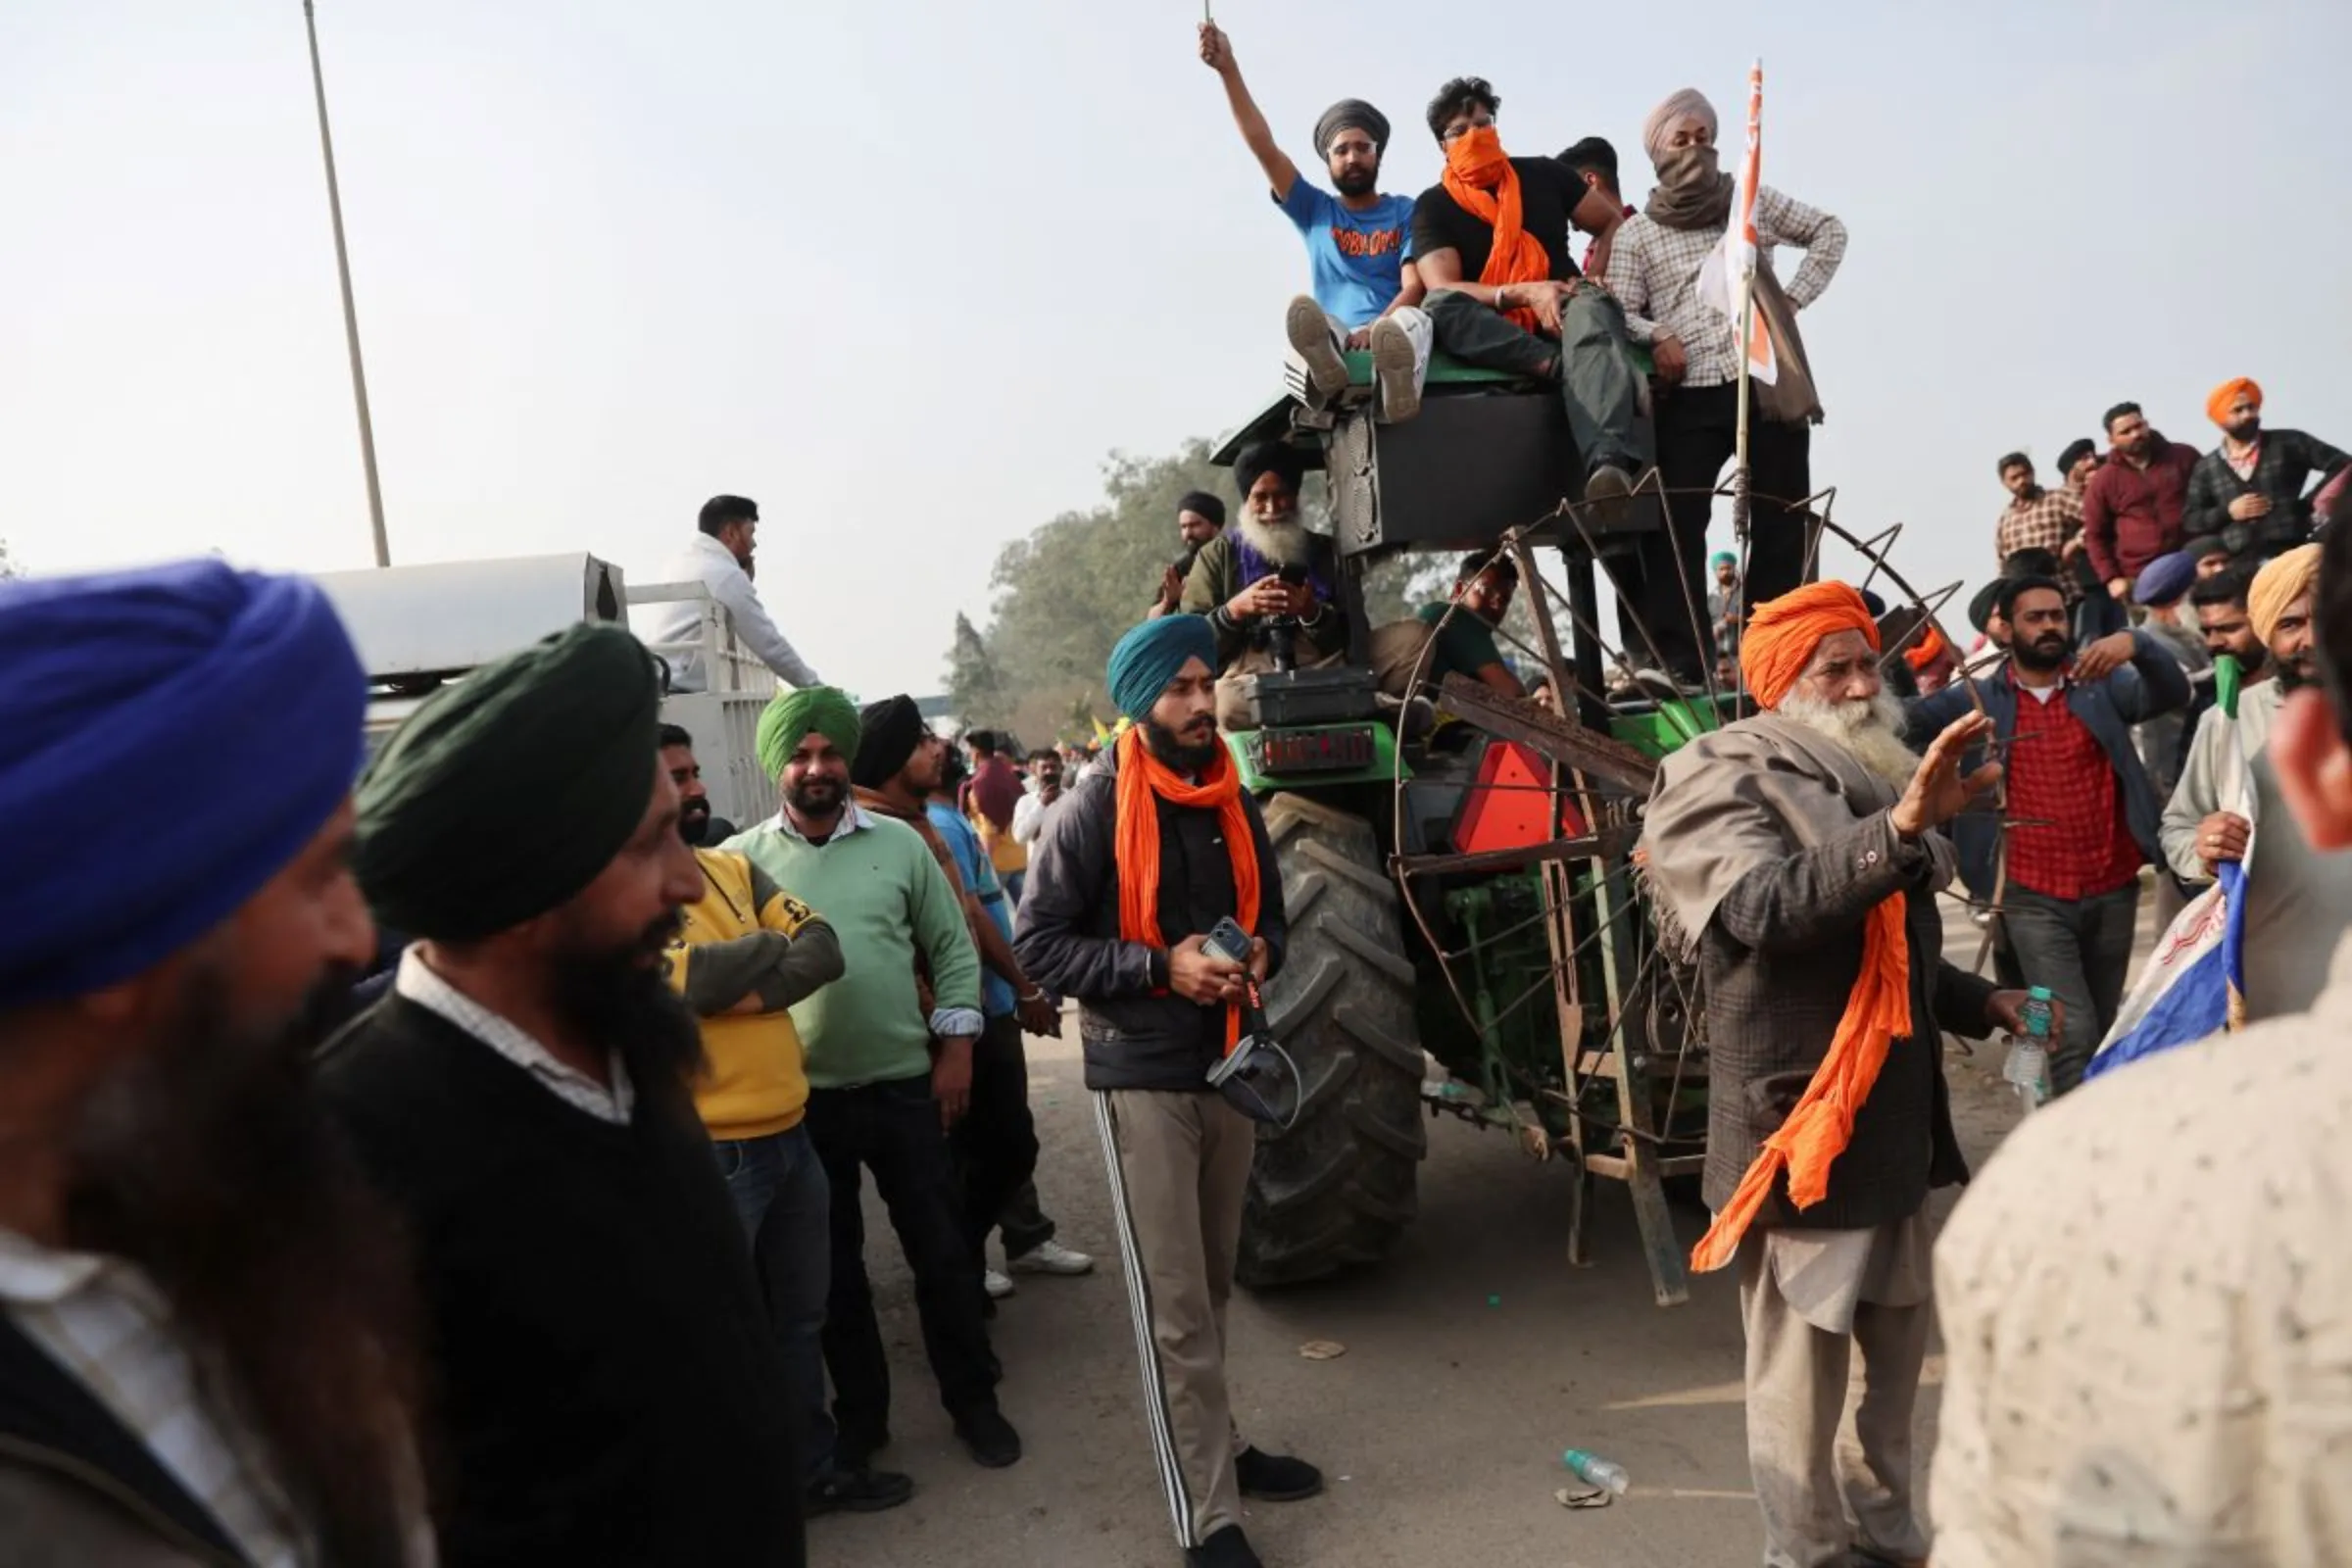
[713,1123,834,1481]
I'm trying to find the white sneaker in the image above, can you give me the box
[1285,296,1348,403]
[1369,317,1420,423]
[1006,1240,1095,1277]
[983,1268,1017,1300]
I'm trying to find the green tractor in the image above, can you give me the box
[1213,353,1731,1305]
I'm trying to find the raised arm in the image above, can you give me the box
[2105,629,2193,722]
[1755,186,1847,311]
[1712,810,1935,955]
[1199,23,1300,204]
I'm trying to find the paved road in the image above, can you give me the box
[815,890,2155,1567]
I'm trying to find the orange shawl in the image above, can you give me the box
[1688,896,1913,1271]
[1441,127,1550,334]
[1691,579,1915,1272]
[1115,725,1262,1053]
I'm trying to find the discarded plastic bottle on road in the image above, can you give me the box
[2001,985,2055,1112]
[1560,1448,1629,1495]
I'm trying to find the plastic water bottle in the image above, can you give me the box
[2001,986,2055,1111]
[1561,1448,1630,1495]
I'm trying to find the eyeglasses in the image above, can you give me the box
[1440,113,1496,144]
[1327,137,1377,158]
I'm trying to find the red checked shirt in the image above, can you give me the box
[2000,678,2145,899]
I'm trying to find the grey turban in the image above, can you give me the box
[1641,88,1717,169]
[1313,99,1390,156]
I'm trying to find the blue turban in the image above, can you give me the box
[1107,615,1215,720]
[2133,551,2197,608]
[0,559,367,1006]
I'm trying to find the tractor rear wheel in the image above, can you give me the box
[1236,793,1427,1288]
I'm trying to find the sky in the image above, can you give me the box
[4,1,2348,699]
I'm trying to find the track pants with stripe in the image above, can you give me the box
[1094,1087,1255,1548]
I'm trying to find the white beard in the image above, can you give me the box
[1777,690,1919,790]
[1237,512,1314,569]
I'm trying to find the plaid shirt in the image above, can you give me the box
[1993,486,2082,565]
[2002,680,2144,899]
[2181,427,2352,551]
[1601,184,1847,387]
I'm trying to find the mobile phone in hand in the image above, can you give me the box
[1201,917,1252,966]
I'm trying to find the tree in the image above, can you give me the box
[943,611,1012,731]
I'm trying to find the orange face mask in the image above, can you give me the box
[1444,123,1509,187]
[1439,124,1547,332]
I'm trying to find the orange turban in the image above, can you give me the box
[1739,581,1882,710]
[2207,375,2262,426]
[1901,621,1953,673]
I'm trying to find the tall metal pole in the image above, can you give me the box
[303,0,390,567]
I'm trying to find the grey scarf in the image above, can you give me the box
[1643,149,1824,425]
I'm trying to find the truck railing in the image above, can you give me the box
[625,580,779,700]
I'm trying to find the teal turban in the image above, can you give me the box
[756,686,860,781]
[1107,615,1216,720]
[1710,551,1738,571]
[356,622,658,942]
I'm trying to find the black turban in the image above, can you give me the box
[355,622,661,943]
[1233,441,1306,505]
[1312,99,1389,156]
[851,695,926,788]
[1177,490,1228,528]
[2055,438,2097,474]
[1966,578,2005,635]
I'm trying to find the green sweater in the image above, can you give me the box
[723,809,982,1090]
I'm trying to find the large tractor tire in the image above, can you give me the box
[1236,794,1428,1288]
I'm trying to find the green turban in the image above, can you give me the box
[355,622,660,942]
[756,686,861,781]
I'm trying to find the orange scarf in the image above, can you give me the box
[1115,725,1261,1054]
[1441,126,1551,334]
[1689,894,1913,1272]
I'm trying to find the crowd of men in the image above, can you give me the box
[1200,26,1842,692]
[1962,380,2352,1079]
[4,30,2347,1568]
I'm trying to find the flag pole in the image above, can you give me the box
[302,0,391,568]
[1729,61,1763,588]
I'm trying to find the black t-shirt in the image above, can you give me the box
[1409,158,1581,283]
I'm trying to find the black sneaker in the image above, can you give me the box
[805,1467,913,1516]
[1234,1446,1323,1501]
[954,1407,1023,1469]
[1186,1524,1264,1568]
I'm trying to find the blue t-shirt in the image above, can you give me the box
[1277,179,1414,331]
[926,802,1016,1018]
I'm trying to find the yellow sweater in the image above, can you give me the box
[666,849,840,1142]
